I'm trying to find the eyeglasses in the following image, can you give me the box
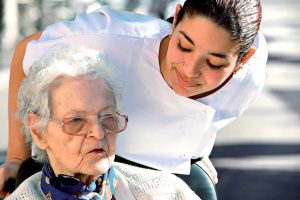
[49,112,128,136]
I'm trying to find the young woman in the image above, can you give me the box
[1,0,268,199]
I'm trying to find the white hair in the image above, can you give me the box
[17,47,122,162]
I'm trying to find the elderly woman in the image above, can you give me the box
[6,47,200,200]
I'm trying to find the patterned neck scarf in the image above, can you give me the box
[41,163,117,200]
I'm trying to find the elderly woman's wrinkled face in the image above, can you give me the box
[43,77,116,177]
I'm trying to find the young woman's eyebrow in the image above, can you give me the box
[209,52,228,59]
[179,30,195,46]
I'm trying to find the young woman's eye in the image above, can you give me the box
[177,41,191,52]
[207,61,223,70]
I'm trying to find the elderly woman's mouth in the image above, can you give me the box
[89,148,106,154]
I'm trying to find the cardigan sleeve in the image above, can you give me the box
[113,162,201,200]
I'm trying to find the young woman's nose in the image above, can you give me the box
[184,60,202,78]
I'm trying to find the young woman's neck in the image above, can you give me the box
[159,36,170,84]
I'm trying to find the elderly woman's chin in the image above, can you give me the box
[83,154,115,175]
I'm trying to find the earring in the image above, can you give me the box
[233,64,243,74]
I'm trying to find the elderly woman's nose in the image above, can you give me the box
[87,121,106,139]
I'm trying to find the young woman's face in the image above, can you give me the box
[162,16,240,97]
[43,78,117,179]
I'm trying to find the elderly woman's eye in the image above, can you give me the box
[102,116,117,128]
[61,117,86,133]
[67,117,85,125]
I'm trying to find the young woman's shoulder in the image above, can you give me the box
[39,6,171,41]
[245,31,268,88]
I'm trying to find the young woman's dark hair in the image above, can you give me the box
[174,0,262,62]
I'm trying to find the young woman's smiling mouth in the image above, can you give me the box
[175,70,201,87]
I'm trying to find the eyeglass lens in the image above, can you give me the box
[61,114,127,135]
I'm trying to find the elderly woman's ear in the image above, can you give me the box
[27,112,47,150]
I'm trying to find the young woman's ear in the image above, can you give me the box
[27,112,48,149]
[172,4,183,31]
[241,47,256,65]
[234,47,256,73]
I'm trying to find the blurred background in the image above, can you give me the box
[0,0,299,199]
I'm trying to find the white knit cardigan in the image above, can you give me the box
[5,162,200,200]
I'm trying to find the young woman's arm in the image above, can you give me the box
[0,32,41,197]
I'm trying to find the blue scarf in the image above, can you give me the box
[41,163,117,200]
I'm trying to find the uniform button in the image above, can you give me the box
[202,110,208,114]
